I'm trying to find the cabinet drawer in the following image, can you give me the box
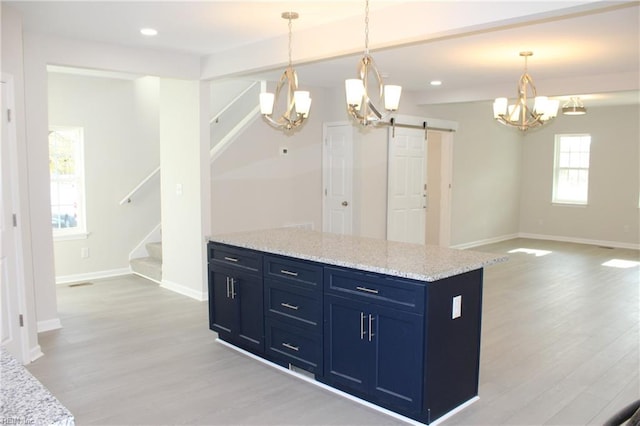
[264,255,322,290]
[325,267,425,313]
[264,279,321,329]
[209,243,262,274]
[265,318,322,374]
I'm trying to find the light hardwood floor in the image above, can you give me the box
[26,238,639,425]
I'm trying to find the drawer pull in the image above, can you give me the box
[224,256,239,262]
[280,302,299,311]
[356,286,379,294]
[280,269,299,277]
[282,342,299,352]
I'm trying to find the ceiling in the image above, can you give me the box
[7,1,640,107]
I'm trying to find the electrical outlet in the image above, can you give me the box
[81,247,89,259]
[452,295,462,319]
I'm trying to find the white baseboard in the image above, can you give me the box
[518,233,640,250]
[55,268,131,285]
[37,318,62,333]
[160,279,207,301]
[451,233,639,251]
[30,345,44,362]
[451,234,518,250]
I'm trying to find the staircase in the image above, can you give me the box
[130,242,162,283]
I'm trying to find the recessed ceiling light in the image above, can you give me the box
[430,80,442,86]
[140,28,158,37]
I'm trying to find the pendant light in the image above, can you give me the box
[345,0,402,126]
[259,12,311,131]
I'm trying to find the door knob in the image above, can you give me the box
[342,201,349,206]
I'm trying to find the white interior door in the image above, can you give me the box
[322,124,353,235]
[1,75,26,362]
[387,126,426,244]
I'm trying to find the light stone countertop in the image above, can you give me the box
[209,228,508,282]
[1,348,74,426]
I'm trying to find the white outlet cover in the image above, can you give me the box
[452,295,462,319]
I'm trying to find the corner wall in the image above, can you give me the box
[519,104,640,247]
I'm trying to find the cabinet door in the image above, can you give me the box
[324,294,370,395]
[236,274,264,352]
[371,304,424,413]
[209,269,236,339]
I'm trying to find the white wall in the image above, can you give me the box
[210,85,326,234]
[519,104,640,247]
[48,73,161,280]
[421,101,522,247]
[160,79,208,300]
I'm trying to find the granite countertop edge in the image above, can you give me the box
[209,229,508,282]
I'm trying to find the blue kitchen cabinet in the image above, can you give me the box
[263,254,323,374]
[322,268,425,415]
[208,243,264,355]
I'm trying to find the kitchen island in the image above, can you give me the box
[207,228,507,424]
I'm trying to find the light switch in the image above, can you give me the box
[452,295,462,319]
[176,183,183,196]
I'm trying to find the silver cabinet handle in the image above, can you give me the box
[360,312,366,340]
[282,342,299,352]
[280,269,299,277]
[368,314,375,342]
[356,286,379,294]
[226,277,231,298]
[231,278,237,299]
[224,256,239,262]
[280,302,299,310]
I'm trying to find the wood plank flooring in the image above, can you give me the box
[26,238,639,425]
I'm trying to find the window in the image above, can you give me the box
[49,126,86,238]
[553,134,591,205]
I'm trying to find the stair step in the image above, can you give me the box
[130,256,162,283]
[146,242,162,261]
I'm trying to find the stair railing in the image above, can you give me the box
[120,80,262,205]
[119,166,160,205]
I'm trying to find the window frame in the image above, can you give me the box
[552,133,591,206]
[49,125,88,240]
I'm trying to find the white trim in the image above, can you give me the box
[216,338,476,425]
[160,279,207,301]
[452,233,640,251]
[451,234,518,250]
[129,222,162,260]
[53,232,89,242]
[37,318,62,333]
[2,73,31,364]
[132,271,162,284]
[29,345,44,363]
[517,233,640,250]
[55,268,131,285]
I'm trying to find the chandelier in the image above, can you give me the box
[493,51,559,131]
[562,97,587,115]
[259,12,311,131]
[345,0,402,126]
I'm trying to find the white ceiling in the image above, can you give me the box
[7,1,640,107]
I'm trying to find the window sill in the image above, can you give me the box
[53,232,89,242]
[552,202,588,208]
